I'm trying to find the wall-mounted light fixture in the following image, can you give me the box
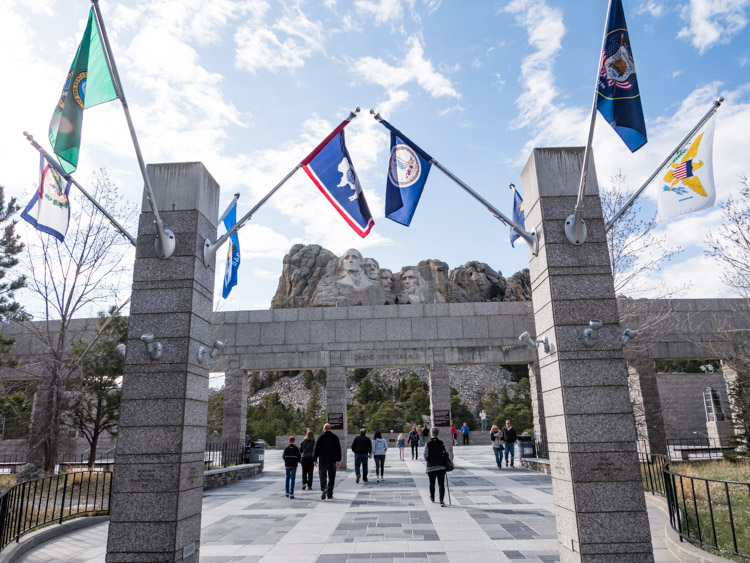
[519,331,550,354]
[582,320,603,347]
[700,364,715,374]
[114,343,127,358]
[621,329,637,345]
[141,333,163,361]
[198,340,225,365]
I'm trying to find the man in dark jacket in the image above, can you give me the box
[313,423,342,499]
[500,419,518,467]
[351,428,372,483]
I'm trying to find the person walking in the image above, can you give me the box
[461,422,470,445]
[408,426,420,460]
[372,431,388,482]
[299,429,316,490]
[480,410,487,431]
[351,428,372,484]
[397,433,406,460]
[421,425,430,445]
[424,427,448,506]
[500,419,518,467]
[282,436,302,499]
[451,425,458,446]
[490,425,504,468]
[313,423,342,499]
[417,426,424,446]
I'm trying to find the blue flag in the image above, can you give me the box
[222,202,240,299]
[385,130,432,226]
[510,187,525,248]
[596,0,647,152]
[21,154,72,242]
[301,120,374,237]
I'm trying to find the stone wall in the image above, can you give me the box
[657,372,732,440]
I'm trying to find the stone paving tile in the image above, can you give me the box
[351,490,422,507]
[450,490,530,506]
[202,513,304,545]
[316,553,446,562]
[332,511,438,543]
[467,508,557,541]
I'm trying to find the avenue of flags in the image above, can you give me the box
[21,0,723,298]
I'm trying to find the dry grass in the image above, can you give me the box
[0,474,17,494]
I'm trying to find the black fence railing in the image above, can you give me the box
[534,435,548,459]
[638,442,668,496]
[666,438,735,461]
[665,467,750,559]
[0,471,112,551]
[204,441,245,470]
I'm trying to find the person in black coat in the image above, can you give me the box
[423,427,448,506]
[351,428,372,483]
[313,423,342,499]
[282,436,302,499]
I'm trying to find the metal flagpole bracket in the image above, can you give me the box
[154,226,175,259]
[564,211,587,246]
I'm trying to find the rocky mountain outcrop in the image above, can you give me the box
[271,244,530,307]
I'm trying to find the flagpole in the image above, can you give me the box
[565,0,614,246]
[90,0,175,260]
[605,97,723,232]
[203,109,361,267]
[219,193,241,225]
[370,110,538,256]
[23,132,137,247]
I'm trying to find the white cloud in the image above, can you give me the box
[353,35,460,100]
[672,69,685,78]
[234,3,326,73]
[637,1,665,18]
[678,0,750,54]
[355,0,408,24]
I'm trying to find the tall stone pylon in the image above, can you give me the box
[521,148,654,562]
[106,163,219,562]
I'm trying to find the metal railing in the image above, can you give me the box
[664,467,750,559]
[534,435,548,459]
[204,441,245,470]
[0,471,112,551]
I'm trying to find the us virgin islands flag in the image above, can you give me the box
[596,0,647,152]
[301,121,374,237]
[385,129,432,226]
[656,113,716,222]
[222,201,240,299]
[21,155,72,242]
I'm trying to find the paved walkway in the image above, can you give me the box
[16,445,683,562]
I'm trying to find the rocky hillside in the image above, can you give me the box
[248,365,517,415]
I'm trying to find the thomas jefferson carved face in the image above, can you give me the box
[341,249,363,273]
[363,258,380,281]
[379,270,394,292]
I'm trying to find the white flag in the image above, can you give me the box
[657,113,716,222]
[21,155,72,242]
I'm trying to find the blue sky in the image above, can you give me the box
[2,0,750,313]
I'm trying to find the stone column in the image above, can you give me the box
[106,163,219,563]
[222,370,248,443]
[325,362,348,469]
[625,352,667,455]
[427,352,453,458]
[522,148,653,562]
[528,361,547,444]
[721,360,748,438]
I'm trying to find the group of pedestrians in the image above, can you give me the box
[281,423,342,500]
[490,419,518,468]
[351,428,388,483]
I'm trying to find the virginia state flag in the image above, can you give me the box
[49,8,119,174]
[301,120,374,237]
[656,112,716,222]
[385,129,432,226]
[222,201,240,299]
[596,0,647,152]
[510,187,525,247]
[21,155,72,242]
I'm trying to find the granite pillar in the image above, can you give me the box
[325,364,348,469]
[625,352,667,455]
[427,353,453,458]
[222,370,248,443]
[528,361,547,445]
[522,148,654,562]
[106,163,219,562]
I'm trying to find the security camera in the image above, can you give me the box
[140,333,163,360]
[582,320,603,347]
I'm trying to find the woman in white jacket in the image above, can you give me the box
[372,431,388,482]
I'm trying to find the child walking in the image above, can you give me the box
[397,433,405,461]
[282,436,302,499]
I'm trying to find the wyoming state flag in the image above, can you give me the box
[385,128,432,226]
[596,0,647,152]
[301,120,374,237]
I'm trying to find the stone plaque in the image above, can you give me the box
[328,412,344,430]
[433,409,451,426]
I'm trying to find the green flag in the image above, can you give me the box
[49,8,118,174]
